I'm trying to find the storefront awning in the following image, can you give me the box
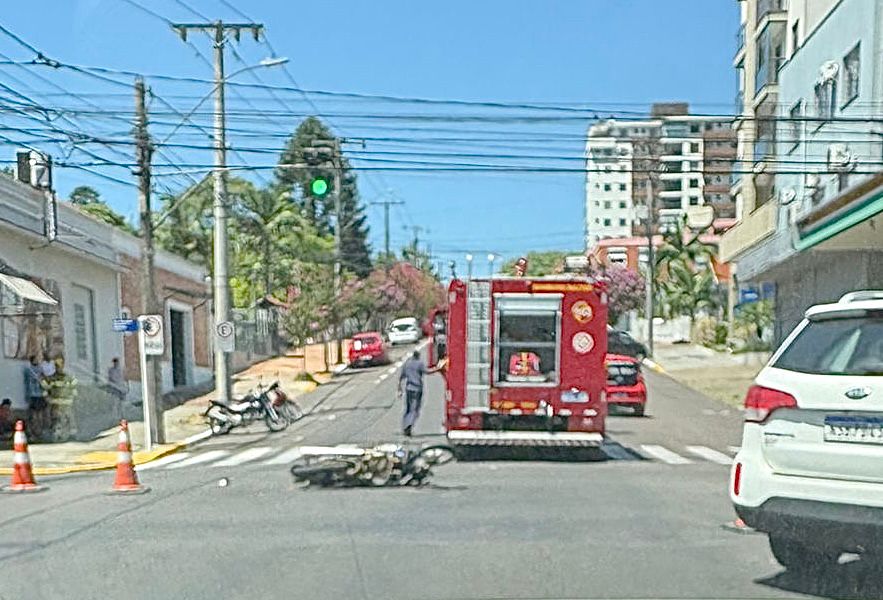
[0,273,58,305]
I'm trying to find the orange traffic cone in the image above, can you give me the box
[2,420,45,493]
[109,420,149,494]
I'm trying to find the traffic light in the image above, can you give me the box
[310,177,329,196]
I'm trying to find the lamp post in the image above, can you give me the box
[465,253,473,280]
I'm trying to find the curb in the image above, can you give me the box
[642,358,666,374]
[0,428,213,477]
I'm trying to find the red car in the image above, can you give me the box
[605,353,647,416]
[348,332,389,367]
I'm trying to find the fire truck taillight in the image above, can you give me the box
[561,389,588,403]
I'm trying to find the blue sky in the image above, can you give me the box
[0,0,738,273]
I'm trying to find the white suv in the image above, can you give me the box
[731,291,883,570]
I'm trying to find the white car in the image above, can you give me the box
[731,290,883,570]
[386,317,421,345]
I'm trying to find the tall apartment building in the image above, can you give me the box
[584,103,736,250]
[720,0,883,342]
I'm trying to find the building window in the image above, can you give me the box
[594,201,600,207]
[619,201,627,209]
[604,201,611,209]
[843,43,860,107]
[788,100,802,153]
[594,218,600,224]
[814,78,836,121]
[603,183,611,191]
[619,218,627,226]
[620,164,627,171]
[689,178,699,188]
[690,124,700,133]
[619,183,627,191]
[690,142,700,153]
[603,218,611,226]
[791,20,800,56]
[689,196,700,206]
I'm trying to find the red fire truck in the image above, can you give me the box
[431,276,608,448]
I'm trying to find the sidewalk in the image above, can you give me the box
[648,342,770,408]
[0,350,343,475]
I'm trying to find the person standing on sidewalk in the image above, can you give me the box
[397,350,444,437]
[106,357,128,420]
[23,355,46,438]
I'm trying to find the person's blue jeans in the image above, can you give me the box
[403,388,423,431]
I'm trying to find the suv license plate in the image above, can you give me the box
[823,415,883,445]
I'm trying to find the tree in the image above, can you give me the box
[657,259,717,327]
[154,177,214,267]
[602,265,645,324]
[77,202,138,235]
[69,185,101,206]
[275,117,372,277]
[655,218,715,275]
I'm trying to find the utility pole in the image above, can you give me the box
[370,197,404,264]
[644,179,655,359]
[172,21,263,404]
[134,77,165,444]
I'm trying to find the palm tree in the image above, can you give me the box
[655,218,716,275]
[657,258,717,329]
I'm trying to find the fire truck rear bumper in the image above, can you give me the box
[446,430,603,447]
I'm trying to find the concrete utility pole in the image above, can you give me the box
[370,197,404,264]
[644,179,655,359]
[172,21,263,404]
[134,77,165,444]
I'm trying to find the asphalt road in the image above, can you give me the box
[2,343,881,600]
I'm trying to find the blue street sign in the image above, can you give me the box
[739,285,760,304]
[112,318,139,333]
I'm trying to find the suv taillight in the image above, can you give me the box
[744,385,797,423]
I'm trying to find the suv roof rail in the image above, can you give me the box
[839,290,883,303]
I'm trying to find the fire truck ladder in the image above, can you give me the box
[465,280,491,409]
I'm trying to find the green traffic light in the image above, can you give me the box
[311,177,329,196]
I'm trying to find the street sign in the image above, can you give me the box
[739,286,760,305]
[215,320,235,353]
[112,318,139,333]
[138,314,165,355]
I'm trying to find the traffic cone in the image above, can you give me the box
[109,420,149,494]
[2,420,45,493]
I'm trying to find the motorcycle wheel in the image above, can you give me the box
[265,411,290,432]
[209,417,233,435]
[370,459,394,486]
[417,445,456,466]
[290,459,353,486]
[281,400,304,422]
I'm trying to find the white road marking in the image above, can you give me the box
[639,445,693,465]
[374,378,383,384]
[262,447,304,465]
[211,447,274,467]
[166,450,230,469]
[685,445,733,465]
[386,366,397,375]
[727,446,741,454]
[379,373,389,381]
[136,452,191,471]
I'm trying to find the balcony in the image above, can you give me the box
[736,24,745,55]
[718,201,778,262]
[735,90,744,115]
[756,56,784,94]
[756,0,786,25]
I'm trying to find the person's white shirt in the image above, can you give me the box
[40,359,56,378]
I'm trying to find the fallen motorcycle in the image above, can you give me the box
[290,443,456,488]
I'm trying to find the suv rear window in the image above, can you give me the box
[773,315,883,376]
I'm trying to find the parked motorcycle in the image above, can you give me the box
[205,381,301,434]
[290,443,456,487]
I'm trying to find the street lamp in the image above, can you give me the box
[465,253,473,280]
[487,253,496,277]
[211,55,288,405]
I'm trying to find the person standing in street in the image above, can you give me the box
[398,350,444,437]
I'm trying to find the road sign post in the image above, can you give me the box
[137,315,164,450]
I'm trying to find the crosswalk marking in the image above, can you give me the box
[728,446,741,454]
[211,447,274,467]
[685,445,733,465]
[639,444,693,465]
[140,442,739,471]
[136,452,191,471]
[167,450,230,469]
[262,447,303,465]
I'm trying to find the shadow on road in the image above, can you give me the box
[756,559,883,600]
